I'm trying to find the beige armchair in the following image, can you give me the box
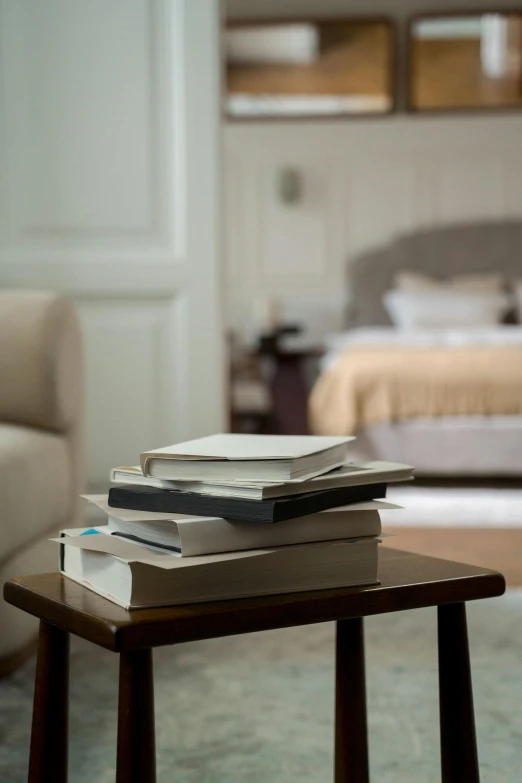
[0,290,83,673]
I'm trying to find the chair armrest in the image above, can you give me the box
[0,290,83,432]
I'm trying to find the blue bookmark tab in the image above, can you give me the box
[80,528,101,536]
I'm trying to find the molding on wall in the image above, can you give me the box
[0,261,187,297]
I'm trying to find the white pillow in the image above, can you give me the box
[383,289,509,329]
[394,271,504,293]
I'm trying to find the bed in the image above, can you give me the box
[309,221,522,476]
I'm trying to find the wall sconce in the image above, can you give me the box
[278,167,302,205]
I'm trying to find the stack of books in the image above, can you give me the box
[55,434,413,609]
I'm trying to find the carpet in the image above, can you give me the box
[1,592,521,783]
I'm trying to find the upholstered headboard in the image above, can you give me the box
[346,221,522,327]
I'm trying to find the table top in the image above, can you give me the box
[4,549,505,652]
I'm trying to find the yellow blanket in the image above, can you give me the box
[309,345,522,435]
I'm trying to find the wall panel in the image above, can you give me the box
[225,117,522,342]
[78,298,183,485]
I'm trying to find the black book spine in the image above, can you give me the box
[272,483,387,522]
[108,482,387,524]
[109,487,276,523]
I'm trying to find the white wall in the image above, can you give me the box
[224,0,522,344]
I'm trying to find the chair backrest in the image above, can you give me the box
[346,221,522,326]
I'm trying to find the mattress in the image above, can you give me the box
[352,416,522,476]
[316,327,522,475]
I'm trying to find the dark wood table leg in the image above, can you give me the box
[438,603,480,783]
[117,648,156,783]
[335,617,370,783]
[28,620,69,783]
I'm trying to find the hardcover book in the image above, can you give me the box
[107,481,388,524]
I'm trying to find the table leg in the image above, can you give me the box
[117,648,156,783]
[28,621,69,783]
[335,618,369,783]
[438,603,480,783]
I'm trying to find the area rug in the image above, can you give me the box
[1,592,521,783]
[384,485,522,527]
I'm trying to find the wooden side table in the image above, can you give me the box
[4,549,505,783]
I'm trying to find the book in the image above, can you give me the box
[111,460,413,500]
[107,481,388,524]
[84,495,393,556]
[140,434,354,482]
[57,530,379,609]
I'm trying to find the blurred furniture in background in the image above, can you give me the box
[229,327,322,435]
[0,291,83,674]
[259,337,323,435]
[345,221,522,327]
[311,221,522,475]
[229,333,273,434]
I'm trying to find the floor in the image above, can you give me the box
[384,529,522,587]
[1,593,520,783]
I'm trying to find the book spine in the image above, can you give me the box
[108,487,274,522]
[272,484,387,522]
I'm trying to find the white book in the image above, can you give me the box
[140,434,353,482]
[103,501,393,556]
[111,460,414,500]
[84,494,395,556]
[56,530,379,609]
